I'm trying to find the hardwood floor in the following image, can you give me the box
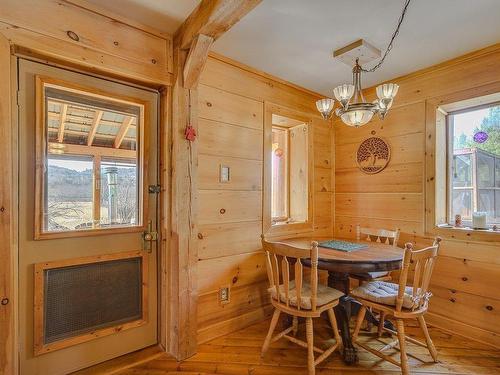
[79,318,500,375]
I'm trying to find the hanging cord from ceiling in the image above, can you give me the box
[361,0,412,73]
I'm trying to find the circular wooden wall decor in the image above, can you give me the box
[356,137,391,174]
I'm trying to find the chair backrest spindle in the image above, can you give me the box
[282,256,290,307]
[356,225,400,247]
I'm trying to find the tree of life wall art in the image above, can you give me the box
[356,137,391,174]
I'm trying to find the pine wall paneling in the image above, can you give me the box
[196,54,333,343]
[334,44,500,348]
[0,0,173,86]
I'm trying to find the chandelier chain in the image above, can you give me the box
[361,0,411,73]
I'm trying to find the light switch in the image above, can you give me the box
[220,164,230,183]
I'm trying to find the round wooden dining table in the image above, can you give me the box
[278,237,404,364]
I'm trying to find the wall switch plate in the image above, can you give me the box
[219,285,230,305]
[219,165,230,183]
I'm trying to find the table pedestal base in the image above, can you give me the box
[328,271,395,364]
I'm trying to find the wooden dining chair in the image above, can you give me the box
[351,225,401,283]
[261,236,343,375]
[351,238,442,375]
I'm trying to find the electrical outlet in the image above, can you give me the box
[219,285,230,305]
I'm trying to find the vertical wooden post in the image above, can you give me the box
[166,0,262,360]
[0,33,16,375]
[168,45,199,360]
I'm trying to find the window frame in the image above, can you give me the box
[446,105,500,227]
[34,76,148,240]
[425,87,500,242]
[263,102,314,237]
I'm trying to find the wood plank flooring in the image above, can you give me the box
[78,317,500,374]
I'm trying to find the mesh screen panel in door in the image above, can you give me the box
[43,257,142,344]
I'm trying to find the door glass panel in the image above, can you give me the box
[100,158,139,226]
[46,155,93,231]
[38,78,145,236]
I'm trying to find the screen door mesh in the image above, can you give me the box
[43,257,142,344]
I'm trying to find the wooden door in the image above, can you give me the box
[17,59,159,375]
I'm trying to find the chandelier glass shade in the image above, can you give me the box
[316,59,399,126]
[315,98,335,120]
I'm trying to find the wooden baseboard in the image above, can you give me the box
[197,305,273,344]
[426,311,500,349]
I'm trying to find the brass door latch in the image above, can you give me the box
[143,220,158,252]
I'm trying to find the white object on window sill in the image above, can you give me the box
[472,212,488,229]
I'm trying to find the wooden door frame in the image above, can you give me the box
[0,41,171,375]
[0,33,17,375]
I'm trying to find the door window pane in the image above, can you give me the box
[46,155,93,231]
[100,159,139,226]
[38,78,144,236]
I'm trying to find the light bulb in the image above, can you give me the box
[316,98,335,120]
[340,109,374,127]
[376,83,399,100]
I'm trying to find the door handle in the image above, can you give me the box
[143,220,158,253]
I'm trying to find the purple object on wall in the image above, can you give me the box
[473,131,488,143]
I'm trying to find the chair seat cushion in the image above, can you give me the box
[351,271,390,280]
[268,281,343,310]
[351,281,432,309]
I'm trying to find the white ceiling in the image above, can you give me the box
[213,0,500,96]
[88,0,500,96]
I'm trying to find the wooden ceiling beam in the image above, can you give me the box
[87,110,104,146]
[175,0,262,51]
[175,0,261,89]
[114,116,134,148]
[48,142,136,160]
[183,34,214,89]
[57,104,68,143]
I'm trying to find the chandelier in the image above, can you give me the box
[316,0,411,127]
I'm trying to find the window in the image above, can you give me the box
[269,113,310,226]
[447,103,500,226]
[36,78,145,237]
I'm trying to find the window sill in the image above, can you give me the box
[265,221,313,238]
[430,224,500,243]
